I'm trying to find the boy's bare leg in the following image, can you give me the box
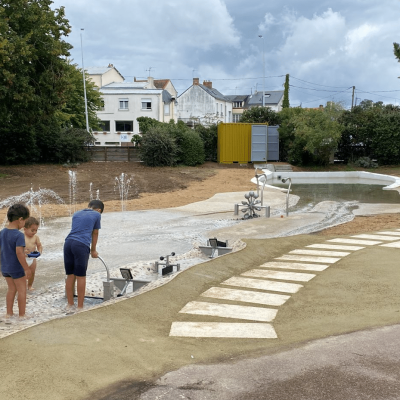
[76,276,86,309]
[27,259,36,290]
[14,277,27,317]
[65,274,76,307]
[4,277,17,317]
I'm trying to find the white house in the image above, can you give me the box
[177,78,233,126]
[87,66,177,145]
[246,90,284,112]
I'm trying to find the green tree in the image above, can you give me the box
[394,42,400,62]
[0,0,99,164]
[279,103,344,165]
[240,106,281,125]
[282,74,290,109]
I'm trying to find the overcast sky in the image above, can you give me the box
[51,0,400,109]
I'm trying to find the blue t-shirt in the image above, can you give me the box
[0,228,25,274]
[65,209,101,248]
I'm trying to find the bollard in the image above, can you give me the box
[265,206,270,218]
[103,280,115,301]
[234,203,239,216]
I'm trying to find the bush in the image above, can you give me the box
[194,124,217,161]
[354,157,378,168]
[139,126,178,167]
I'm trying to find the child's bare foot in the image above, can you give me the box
[65,304,76,314]
[27,287,35,292]
[2,314,15,323]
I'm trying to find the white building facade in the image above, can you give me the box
[177,79,233,126]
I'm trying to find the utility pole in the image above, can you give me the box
[351,86,355,109]
[80,29,89,132]
[258,35,265,107]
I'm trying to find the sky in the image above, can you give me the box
[51,0,400,109]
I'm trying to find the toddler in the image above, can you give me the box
[24,217,43,291]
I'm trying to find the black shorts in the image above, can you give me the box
[64,239,90,277]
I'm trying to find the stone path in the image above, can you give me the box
[169,229,400,339]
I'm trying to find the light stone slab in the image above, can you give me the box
[327,238,382,245]
[169,322,277,338]
[221,276,303,294]
[377,231,400,236]
[351,234,399,241]
[201,287,290,306]
[179,301,278,322]
[289,249,350,257]
[242,269,315,282]
[379,241,400,248]
[260,261,330,271]
[276,255,340,264]
[306,244,365,251]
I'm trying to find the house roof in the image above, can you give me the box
[102,82,147,89]
[199,84,231,102]
[100,83,163,95]
[86,66,125,80]
[247,90,284,106]
[225,95,250,102]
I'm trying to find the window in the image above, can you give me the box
[99,121,110,132]
[105,142,120,145]
[233,114,242,122]
[233,101,242,108]
[164,103,170,115]
[95,142,101,145]
[115,121,133,132]
[119,98,129,110]
[141,98,152,110]
[99,99,105,111]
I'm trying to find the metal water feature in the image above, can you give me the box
[234,191,270,219]
[155,252,180,276]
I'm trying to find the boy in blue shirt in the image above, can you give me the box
[0,204,32,319]
[64,200,104,311]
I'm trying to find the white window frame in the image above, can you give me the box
[119,98,129,110]
[141,98,152,110]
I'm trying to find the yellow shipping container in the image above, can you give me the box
[217,122,268,164]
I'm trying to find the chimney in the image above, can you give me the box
[319,105,324,109]
[108,63,114,68]
[203,80,212,89]
[193,78,199,86]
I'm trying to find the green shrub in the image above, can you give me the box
[354,157,378,168]
[139,126,178,167]
[194,124,217,161]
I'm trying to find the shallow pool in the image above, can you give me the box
[280,184,400,211]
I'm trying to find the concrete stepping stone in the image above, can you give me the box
[351,234,399,241]
[179,301,278,322]
[221,277,303,293]
[289,249,350,257]
[201,287,290,306]
[242,269,315,282]
[377,231,400,236]
[260,261,330,271]
[379,241,400,248]
[327,238,382,245]
[276,255,340,264]
[306,244,365,251]
[169,322,277,338]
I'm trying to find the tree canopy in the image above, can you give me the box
[0,0,100,164]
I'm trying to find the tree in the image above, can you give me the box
[0,0,99,164]
[279,103,344,166]
[282,74,290,109]
[240,106,281,125]
[394,42,400,62]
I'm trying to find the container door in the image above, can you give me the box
[267,125,279,161]
[251,125,268,162]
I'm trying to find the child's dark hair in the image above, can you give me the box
[88,200,104,213]
[25,217,39,228]
[7,204,30,222]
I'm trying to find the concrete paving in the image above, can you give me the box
[0,188,400,400]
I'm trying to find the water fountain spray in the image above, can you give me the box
[114,173,131,212]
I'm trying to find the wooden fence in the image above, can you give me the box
[85,146,141,162]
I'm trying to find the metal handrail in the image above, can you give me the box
[255,171,268,206]
[281,177,292,217]
[98,255,110,282]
